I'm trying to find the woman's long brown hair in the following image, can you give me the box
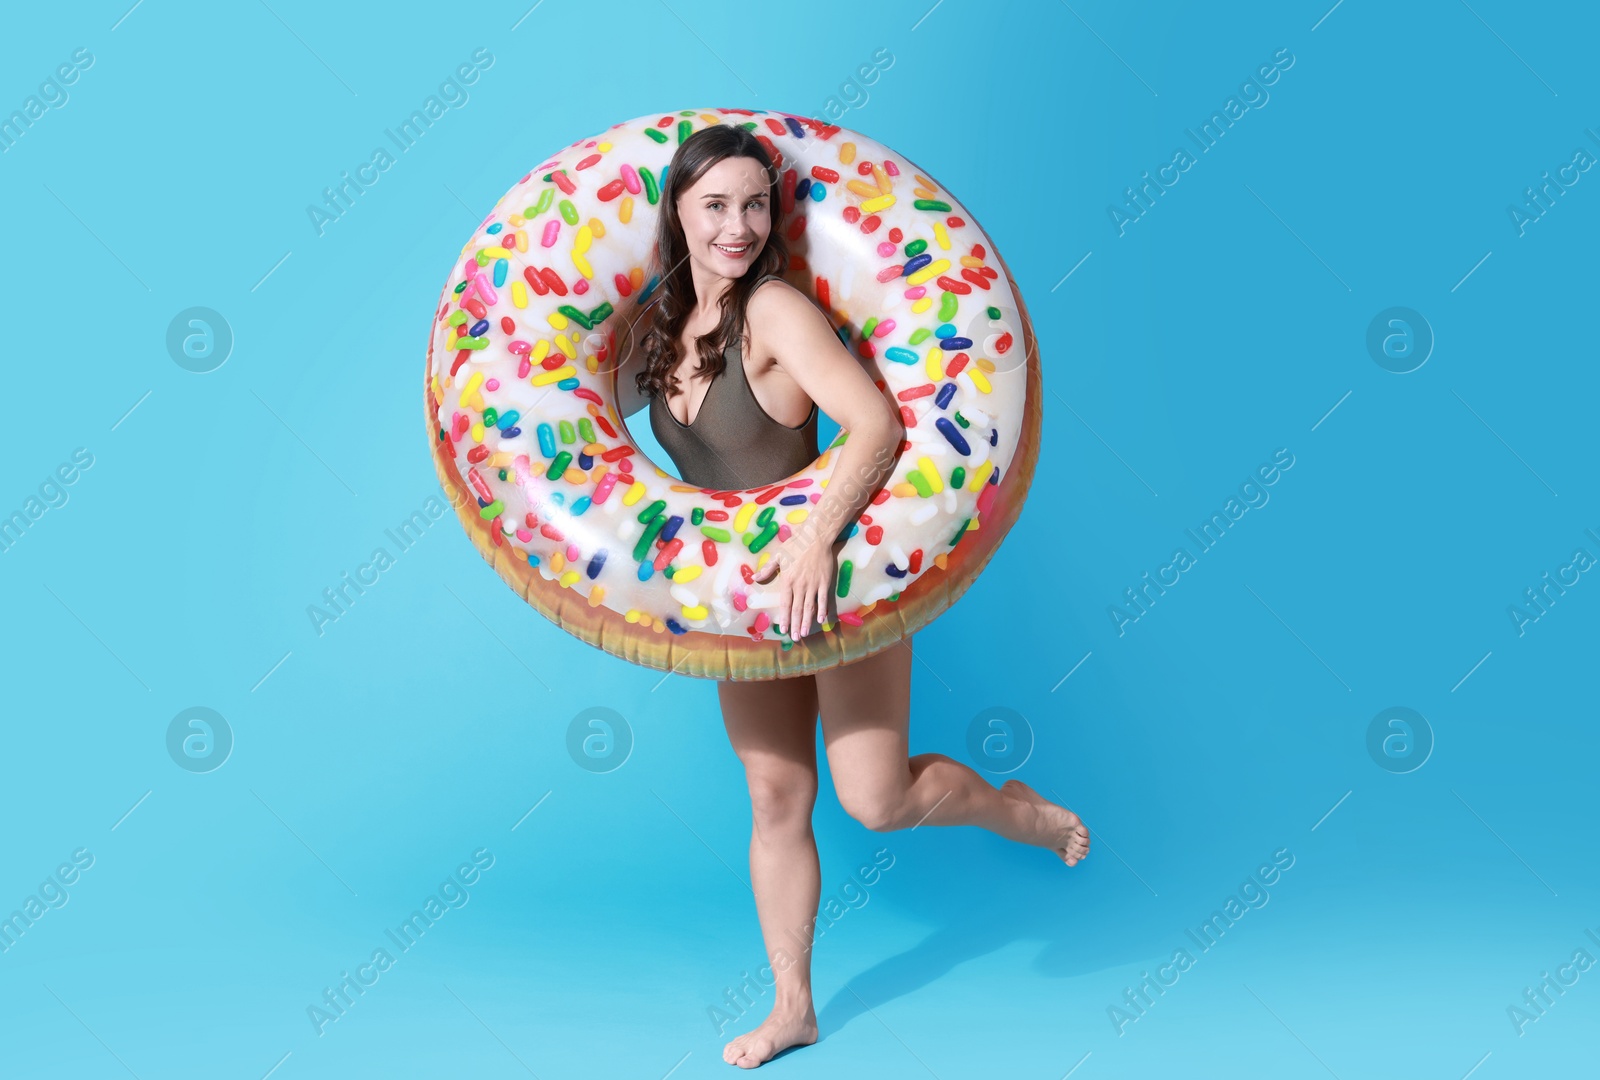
[633,123,790,403]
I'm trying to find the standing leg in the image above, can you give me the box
[719,674,823,1069]
[814,635,1090,865]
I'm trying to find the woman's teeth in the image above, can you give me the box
[714,243,749,256]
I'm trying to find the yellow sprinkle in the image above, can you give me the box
[587,216,605,239]
[673,565,703,583]
[551,551,566,572]
[560,570,580,587]
[757,551,773,569]
[932,221,951,250]
[554,335,577,360]
[508,214,525,226]
[625,609,641,624]
[573,251,593,280]
[960,255,986,268]
[514,230,527,253]
[917,456,944,493]
[681,604,709,620]
[461,371,484,398]
[892,482,919,498]
[588,585,605,607]
[785,509,809,524]
[470,421,485,443]
[840,141,856,165]
[910,297,932,314]
[622,481,647,506]
[872,163,891,194]
[860,193,896,214]
[699,113,720,125]
[430,373,441,399]
[846,179,881,199]
[488,452,514,468]
[914,186,937,200]
[976,357,995,373]
[924,347,944,382]
[531,340,551,363]
[574,225,592,255]
[511,280,528,308]
[620,196,633,224]
[563,467,587,485]
[583,441,607,455]
[532,364,576,386]
[481,245,511,259]
[733,501,758,532]
[597,141,612,152]
[547,311,570,330]
[445,329,458,350]
[967,367,992,393]
[968,460,993,491]
[905,258,951,287]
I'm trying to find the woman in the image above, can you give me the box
[613,124,1091,1070]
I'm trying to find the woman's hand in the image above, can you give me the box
[751,531,839,641]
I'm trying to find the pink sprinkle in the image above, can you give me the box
[574,279,589,294]
[621,163,642,194]
[778,524,791,541]
[566,543,580,561]
[904,286,927,299]
[517,357,531,378]
[876,242,895,257]
[516,528,533,542]
[541,220,560,247]
[485,378,500,390]
[884,160,900,176]
[873,319,896,338]
[507,340,532,355]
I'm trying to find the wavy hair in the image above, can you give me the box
[633,123,789,403]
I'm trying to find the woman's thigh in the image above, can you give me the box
[813,634,916,812]
[718,674,821,808]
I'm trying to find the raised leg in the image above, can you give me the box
[814,635,1090,865]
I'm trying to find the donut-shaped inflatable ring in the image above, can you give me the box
[424,108,1040,681]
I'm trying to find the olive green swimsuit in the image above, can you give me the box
[649,277,819,490]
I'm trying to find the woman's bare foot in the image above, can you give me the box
[1001,779,1091,866]
[722,1003,818,1069]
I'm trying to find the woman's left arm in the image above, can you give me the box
[748,284,904,639]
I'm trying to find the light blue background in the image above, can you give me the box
[1,1,1596,1077]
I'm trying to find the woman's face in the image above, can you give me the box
[676,155,772,279]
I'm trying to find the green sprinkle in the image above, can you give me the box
[479,500,503,520]
[905,239,927,257]
[914,199,952,212]
[748,522,779,553]
[545,452,571,480]
[633,513,667,561]
[690,507,704,526]
[836,560,853,598]
[558,420,575,444]
[860,316,879,341]
[448,311,468,326]
[588,301,614,325]
[641,166,659,205]
[644,128,667,144]
[908,471,933,498]
[700,524,730,542]
[559,199,579,225]
[951,466,965,488]
[954,411,969,429]
[558,304,594,330]
[949,518,971,547]
[938,292,959,322]
[578,418,595,443]
[456,336,488,350]
[482,407,499,426]
[637,499,666,524]
[987,306,1001,319]
[677,119,692,144]
[908,327,932,345]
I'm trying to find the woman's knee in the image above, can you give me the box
[837,785,905,833]
[745,762,818,832]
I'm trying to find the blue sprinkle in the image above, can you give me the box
[666,618,687,635]
[493,258,508,287]
[502,426,521,438]
[935,323,957,338]
[660,514,684,542]
[935,416,970,455]
[571,495,592,516]
[784,116,805,139]
[537,423,556,457]
[475,496,489,509]
[587,549,607,578]
[486,223,503,234]
[809,182,825,203]
[549,492,566,507]
[885,563,906,579]
[795,177,812,201]
[940,336,974,350]
[884,347,920,365]
[578,452,593,469]
[989,428,998,446]
[637,561,654,582]
[496,409,521,431]
[469,319,490,337]
[557,377,580,390]
[903,253,932,277]
[779,494,807,506]
[935,382,957,409]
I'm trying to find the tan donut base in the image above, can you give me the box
[425,245,1042,682]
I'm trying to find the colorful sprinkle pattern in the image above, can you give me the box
[425,109,1027,649]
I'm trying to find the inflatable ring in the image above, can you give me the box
[424,108,1040,682]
